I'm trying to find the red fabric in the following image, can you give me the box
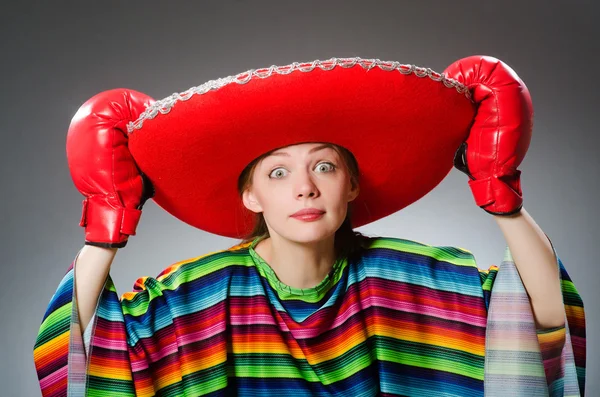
[127,61,476,238]
[444,55,533,215]
[67,89,155,246]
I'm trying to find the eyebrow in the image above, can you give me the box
[269,144,333,157]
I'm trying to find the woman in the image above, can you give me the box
[33,57,586,396]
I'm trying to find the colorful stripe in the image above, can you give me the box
[482,237,586,397]
[33,235,586,396]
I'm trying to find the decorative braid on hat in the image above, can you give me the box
[127,56,472,134]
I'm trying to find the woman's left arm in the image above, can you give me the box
[493,206,565,329]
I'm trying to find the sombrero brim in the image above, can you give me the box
[127,57,476,238]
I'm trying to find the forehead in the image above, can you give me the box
[267,142,336,158]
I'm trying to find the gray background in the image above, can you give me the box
[1,1,597,395]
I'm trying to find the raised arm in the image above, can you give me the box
[74,245,118,333]
[65,88,156,335]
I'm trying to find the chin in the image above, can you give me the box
[280,222,339,244]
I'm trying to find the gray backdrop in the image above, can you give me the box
[1,1,597,396]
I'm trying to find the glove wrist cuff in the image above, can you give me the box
[80,197,143,246]
[468,173,523,215]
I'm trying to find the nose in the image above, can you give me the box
[294,170,319,199]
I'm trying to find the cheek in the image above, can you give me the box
[259,190,288,216]
[330,180,351,201]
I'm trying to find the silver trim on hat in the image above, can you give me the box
[127,57,471,134]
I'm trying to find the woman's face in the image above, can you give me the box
[242,142,359,244]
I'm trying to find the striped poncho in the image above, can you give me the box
[33,235,586,396]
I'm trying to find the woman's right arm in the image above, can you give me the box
[66,88,155,334]
[74,245,118,334]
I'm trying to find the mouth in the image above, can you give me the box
[290,208,326,217]
[290,212,325,221]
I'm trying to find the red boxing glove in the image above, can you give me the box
[444,56,533,216]
[66,89,155,248]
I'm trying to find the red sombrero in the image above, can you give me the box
[124,57,477,238]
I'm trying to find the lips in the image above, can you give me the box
[291,208,325,217]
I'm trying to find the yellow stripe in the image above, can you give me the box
[33,331,69,363]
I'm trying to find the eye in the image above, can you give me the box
[315,162,336,173]
[268,167,288,179]
[268,162,336,179]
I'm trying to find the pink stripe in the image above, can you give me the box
[229,314,278,325]
[175,321,228,346]
[92,336,129,350]
[39,365,67,390]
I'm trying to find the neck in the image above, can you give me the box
[256,234,337,290]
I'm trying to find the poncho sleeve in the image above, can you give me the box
[32,248,174,397]
[477,235,586,396]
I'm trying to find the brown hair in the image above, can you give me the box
[237,142,374,262]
